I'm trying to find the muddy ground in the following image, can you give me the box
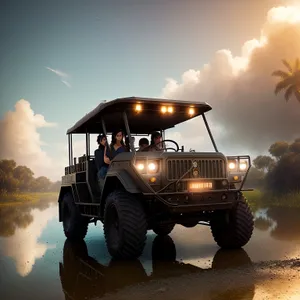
[98,259,300,300]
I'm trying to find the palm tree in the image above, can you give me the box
[272,59,300,102]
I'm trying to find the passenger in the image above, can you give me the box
[138,138,149,151]
[94,134,109,180]
[104,129,126,164]
[148,131,164,152]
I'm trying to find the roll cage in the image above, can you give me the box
[66,96,218,165]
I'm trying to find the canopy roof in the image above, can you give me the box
[66,97,212,134]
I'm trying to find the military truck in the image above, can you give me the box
[58,97,254,259]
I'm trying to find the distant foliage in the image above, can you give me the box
[253,155,275,172]
[0,159,60,194]
[272,58,300,102]
[269,141,289,160]
[248,138,300,194]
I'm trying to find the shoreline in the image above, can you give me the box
[243,190,300,210]
[0,190,299,210]
[0,192,58,206]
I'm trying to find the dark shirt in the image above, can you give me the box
[106,144,126,160]
[94,146,108,171]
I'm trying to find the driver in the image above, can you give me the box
[137,137,149,151]
[148,131,164,152]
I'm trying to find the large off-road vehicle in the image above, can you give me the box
[58,96,254,259]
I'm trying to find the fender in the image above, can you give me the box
[100,170,145,217]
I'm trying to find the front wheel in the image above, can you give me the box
[210,195,254,249]
[103,190,147,259]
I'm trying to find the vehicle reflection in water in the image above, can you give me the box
[1,202,299,300]
[59,235,255,300]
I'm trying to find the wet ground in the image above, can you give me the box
[0,199,300,300]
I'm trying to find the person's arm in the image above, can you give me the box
[104,146,111,164]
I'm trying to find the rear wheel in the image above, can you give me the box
[152,223,175,236]
[103,190,147,259]
[62,193,89,241]
[210,195,254,249]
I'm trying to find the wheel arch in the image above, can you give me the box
[100,171,143,217]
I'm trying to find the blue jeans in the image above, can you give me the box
[97,166,108,180]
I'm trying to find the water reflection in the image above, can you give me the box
[254,207,300,241]
[59,236,254,300]
[0,199,57,276]
[0,206,34,237]
[0,199,56,237]
[267,207,300,241]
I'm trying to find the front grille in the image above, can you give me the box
[167,159,226,180]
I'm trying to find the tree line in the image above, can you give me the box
[0,159,60,194]
[246,58,300,194]
[246,138,300,194]
[1,136,299,196]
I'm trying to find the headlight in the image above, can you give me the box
[136,163,145,171]
[228,162,236,170]
[239,162,247,171]
[148,162,158,173]
[228,159,248,172]
[135,160,159,174]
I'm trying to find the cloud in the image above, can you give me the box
[0,204,57,277]
[61,80,72,88]
[0,99,62,181]
[161,5,300,157]
[46,66,71,88]
[61,138,87,158]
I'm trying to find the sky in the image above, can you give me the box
[1,0,299,181]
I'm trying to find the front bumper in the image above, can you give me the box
[143,188,250,213]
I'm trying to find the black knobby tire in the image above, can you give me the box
[62,193,89,241]
[210,195,254,249]
[152,223,175,236]
[103,190,147,259]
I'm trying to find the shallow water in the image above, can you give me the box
[0,199,300,300]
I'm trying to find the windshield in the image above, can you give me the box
[70,113,218,160]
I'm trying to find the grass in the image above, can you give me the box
[243,190,263,211]
[0,192,58,206]
[2,189,300,210]
[243,189,300,210]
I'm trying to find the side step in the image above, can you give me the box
[75,202,101,218]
